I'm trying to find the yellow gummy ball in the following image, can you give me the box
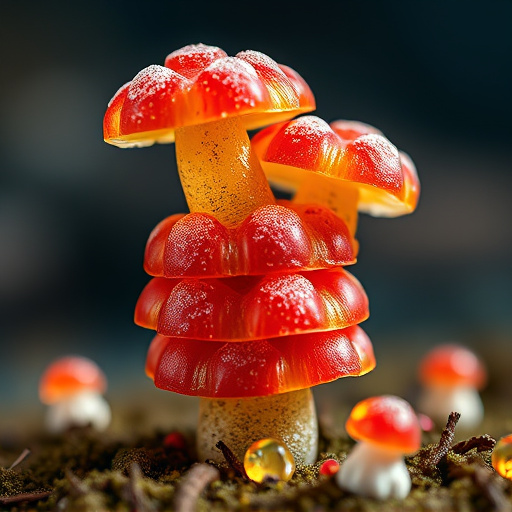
[492,434,512,480]
[243,438,295,483]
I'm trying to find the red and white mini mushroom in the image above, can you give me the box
[418,344,486,430]
[336,395,421,500]
[39,356,111,433]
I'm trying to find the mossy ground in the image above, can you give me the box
[1,412,511,512]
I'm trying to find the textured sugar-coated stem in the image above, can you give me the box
[175,117,275,226]
[196,388,318,465]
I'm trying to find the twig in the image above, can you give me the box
[65,469,89,496]
[215,440,247,478]
[473,464,512,512]
[0,490,52,505]
[174,463,220,512]
[8,448,31,469]
[126,462,154,512]
[452,435,496,455]
[418,412,460,471]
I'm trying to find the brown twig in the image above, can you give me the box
[0,490,52,505]
[65,469,89,496]
[418,412,460,471]
[8,448,31,469]
[174,463,220,512]
[473,464,512,512]
[126,462,154,512]
[215,440,247,478]
[452,435,496,455]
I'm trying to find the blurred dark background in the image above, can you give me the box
[1,1,511,427]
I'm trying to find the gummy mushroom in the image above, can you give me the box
[252,116,420,236]
[336,395,421,500]
[418,344,486,430]
[39,356,111,433]
[104,43,315,226]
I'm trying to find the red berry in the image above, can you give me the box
[163,431,186,450]
[319,458,340,476]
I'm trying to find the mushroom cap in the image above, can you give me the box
[251,116,420,217]
[346,395,421,455]
[104,43,315,148]
[419,344,486,389]
[144,201,357,278]
[146,325,375,398]
[39,356,107,405]
[135,268,369,341]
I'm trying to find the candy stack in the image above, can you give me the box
[103,44,419,464]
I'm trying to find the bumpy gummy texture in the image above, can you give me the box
[144,201,356,278]
[252,116,420,217]
[104,43,315,148]
[39,356,107,405]
[135,268,369,341]
[145,325,375,398]
[345,395,421,455]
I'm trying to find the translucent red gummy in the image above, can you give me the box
[144,202,357,278]
[135,268,369,341]
[104,44,315,145]
[146,325,375,398]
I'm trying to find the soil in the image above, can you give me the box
[1,405,512,511]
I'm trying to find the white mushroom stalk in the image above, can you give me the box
[337,441,412,500]
[45,390,111,434]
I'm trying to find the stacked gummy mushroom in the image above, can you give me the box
[103,44,419,465]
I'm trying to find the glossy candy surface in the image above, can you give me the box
[39,356,107,405]
[346,395,421,455]
[244,438,295,483]
[492,435,512,480]
[144,201,356,278]
[145,325,375,398]
[135,268,369,341]
[252,116,420,217]
[104,44,315,148]
[319,459,340,476]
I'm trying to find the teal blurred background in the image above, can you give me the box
[1,1,511,428]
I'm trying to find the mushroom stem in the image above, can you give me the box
[294,174,359,237]
[175,117,275,226]
[196,388,318,465]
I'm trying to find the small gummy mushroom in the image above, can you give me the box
[418,344,486,430]
[39,356,111,433]
[492,434,512,480]
[252,116,420,236]
[336,395,421,500]
[104,43,315,226]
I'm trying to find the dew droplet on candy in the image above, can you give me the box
[243,438,295,483]
[492,434,512,480]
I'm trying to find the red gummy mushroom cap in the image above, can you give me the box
[104,43,315,148]
[144,201,357,278]
[419,344,486,389]
[39,356,107,405]
[252,116,420,217]
[145,325,375,398]
[346,395,421,455]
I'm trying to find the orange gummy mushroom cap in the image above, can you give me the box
[145,325,375,398]
[252,116,420,217]
[419,344,486,389]
[104,43,315,148]
[144,201,357,278]
[346,395,421,455]
[39,356,107,405]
